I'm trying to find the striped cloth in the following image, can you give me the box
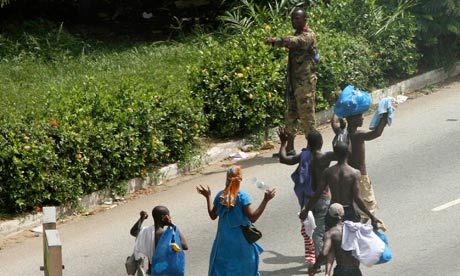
[301,224,316,265]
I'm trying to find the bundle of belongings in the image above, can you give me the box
[342,221,392,266]
[334,84,395,131]
[334,85,371,118]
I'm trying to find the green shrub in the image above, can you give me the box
[406,0,460,68]
[315,31,383,105]
[0,20,208,215]
[0,119,63,211]
[0,77,205,214]
[188,28,286,138]
[310,0,419,80]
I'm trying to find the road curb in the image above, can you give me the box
[1,62,459,240]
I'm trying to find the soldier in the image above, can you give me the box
[266,7,318,155]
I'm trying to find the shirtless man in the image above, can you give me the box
[278,127,336,258]
[331,112,388,222]
[308,203,363,276]
[278,127,336,196]
[299,140,380,230]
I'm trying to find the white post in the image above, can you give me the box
[41,207,63,276]
[44,229,63,276]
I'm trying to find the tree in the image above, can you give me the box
[381,0,460,67]
[1,0,12,8]
[413,0,460,66]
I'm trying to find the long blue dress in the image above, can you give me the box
[209,190,263,276]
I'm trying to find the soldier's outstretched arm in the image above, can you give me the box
[266,35,311,49]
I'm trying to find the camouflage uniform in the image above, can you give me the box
[273,26,318,138]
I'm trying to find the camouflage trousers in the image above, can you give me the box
[285,74,317,137]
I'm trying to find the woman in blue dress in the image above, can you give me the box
[196,165,276,276]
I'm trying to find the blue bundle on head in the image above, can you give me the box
[333,85,371,118]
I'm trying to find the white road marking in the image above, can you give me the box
[432,198,460,211]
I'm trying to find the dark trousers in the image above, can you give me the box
[333,266,362,276]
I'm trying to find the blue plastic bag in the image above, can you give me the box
[151,226,185,276]
[313,49,320,64]
[333,85,371,118]
[374,230,392,264]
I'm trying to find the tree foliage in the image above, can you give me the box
[0,0,10,8]
[380,0,460,67]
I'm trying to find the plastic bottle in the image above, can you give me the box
[252,177,269,191]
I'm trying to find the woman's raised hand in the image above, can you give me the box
[263,188,276,202]
[196,185,212,198]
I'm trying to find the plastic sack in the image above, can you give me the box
[313,49,320,64]
[332,128,349,148]
[374,230,392,264]
[333,85,371,118]
[151,226,185,276]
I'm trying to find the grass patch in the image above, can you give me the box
[0,31,201,120]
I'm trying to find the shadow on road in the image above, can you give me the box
[201,154,282,177]
[259,266,308,276]
[238,154,281,168]
[259,250,308,276]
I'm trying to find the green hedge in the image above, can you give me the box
[311,0,419,80]
[0,77,205,213]
[188,28,286,138]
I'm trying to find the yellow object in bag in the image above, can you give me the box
[170,242,181,252]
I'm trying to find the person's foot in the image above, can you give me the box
[305,261,315,269]
[307,266,316,276]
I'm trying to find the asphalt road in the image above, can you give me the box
[0,77,459,276]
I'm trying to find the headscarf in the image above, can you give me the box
[219,166,242,208]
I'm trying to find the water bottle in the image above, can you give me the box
[252,177,269,191]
